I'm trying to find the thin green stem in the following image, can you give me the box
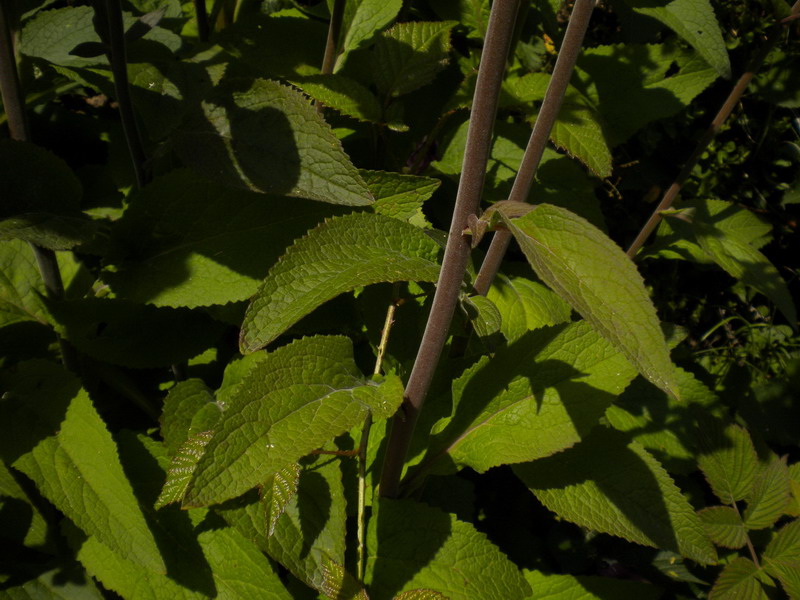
[472,0,596,296]
[316,0,345,114]
[105,0,149,188]
[625,0,800,258]
[378,0,521,499]
[357,284,400,580]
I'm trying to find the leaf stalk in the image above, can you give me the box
[378,0,521,499]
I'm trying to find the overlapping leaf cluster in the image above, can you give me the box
[2,0,799,599]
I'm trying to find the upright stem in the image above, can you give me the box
[316,0,345,115]
[0,5,28,140]
[378,0,521,499]
[357,285,400,580]
[105,0,149,188]
[0,2,78,372]
[472,0,596,296]
[193,0,210,42]
[625,0,800,258]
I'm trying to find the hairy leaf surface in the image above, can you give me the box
[185,336,403,506]
[486,274,572,342]
[240,213,441,353]
[514,427,717,564]
[500,203,678,399]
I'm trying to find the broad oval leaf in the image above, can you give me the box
[744,455,793,530]
[176,79,373,206]
[366,499,531,600]
[514,426,717,565]
[697,422,759,505]
[240,213,441,353]
[184,336,403,506]
[620,0,731,79]
[415,322,637,479]
[523,570,663,600]
[499,203,679,399]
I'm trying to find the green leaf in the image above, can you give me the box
[159,379,218,455]
[548,99,612,178]
[0,239,90,327]
[366,499,531,600]
[155,431,214,509]
[763,519,800,598]
[0,361,165,572]
[362,169,440,226]
[319,556,370,600]
[0,460,51,550]
[575,43,719,145]
[43,298,224,368]
[184,336,403,506]
[430,0,490,40]
[486,273,572,342]
[218,457,349,597]
[514,426,717,565]
[339,0,403,55]
[694,222,797,325]
[240,213,441,353]
[1,566,105,599]
[291,74,384,123]
[709,557,769,600]
[697,422,759,505]
[461,294,502,342]
[0,139,90,250]
[522,570,662,599]
[416,322,637,478]
[104,170,344,308]
[393,590,450,600]
[605,367,720,474]
[176,79,373,206]
[19,6,104,68]
[262,463,301,537]
[744,455,793,530]
[619,0,731,78]
[698,506,747,549]
[499,203,679,399]
[373,21,455,98]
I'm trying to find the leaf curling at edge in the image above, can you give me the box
[496,202,679,400]
[240,212,442,353]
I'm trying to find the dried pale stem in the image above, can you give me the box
[0,3,78,372]
[356,285,400,580]
[105,0,149,188]
[472,0,596,296]
[378,0,521,499]
[625,0,800,258]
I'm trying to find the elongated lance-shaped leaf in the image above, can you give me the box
[708,557,769,600]
[514,426,717,565]
[176,79,373,206]
[694,222,797,326]
[497,203,679,399]
[0,361,165,572]
[366,499,531,599]
[184,336,403,506]
[697,422,759,505]
[339,0,402,58]
[240,213,441,353]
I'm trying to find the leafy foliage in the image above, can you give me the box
[1,0,799,598]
